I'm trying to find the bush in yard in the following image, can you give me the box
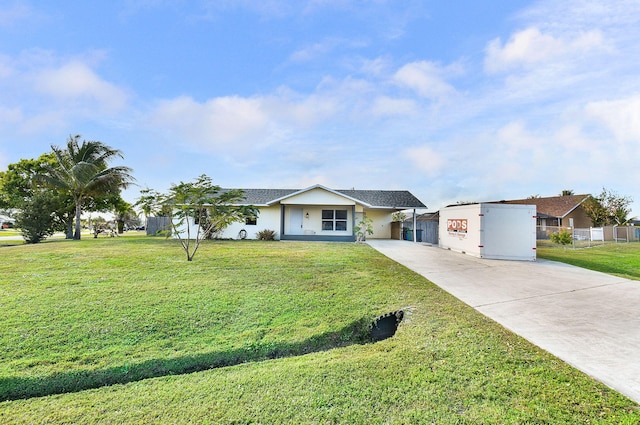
[256,229,277,240]
[155,175,258,261]
[354,215,374,242]
[550,228,572,246]
[15,191,58,243]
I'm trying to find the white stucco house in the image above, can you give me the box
[215,184,426,242]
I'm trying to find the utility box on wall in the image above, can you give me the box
[438,203,537,261]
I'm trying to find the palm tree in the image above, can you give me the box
[39,135,135,239]
[113,198,138,234]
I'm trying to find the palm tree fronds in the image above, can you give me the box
[37,135,135,239]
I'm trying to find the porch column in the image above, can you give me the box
[413,209,417,243]
[280,204,285,237]
[352,205,356,239]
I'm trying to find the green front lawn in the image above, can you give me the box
[0,237,638,424]
[0,229,21,238]
[537,241,640,280]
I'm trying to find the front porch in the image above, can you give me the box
[279,204,357,242]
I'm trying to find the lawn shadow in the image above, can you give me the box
[1,317,374,401]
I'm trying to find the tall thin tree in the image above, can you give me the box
[39,135,135,239]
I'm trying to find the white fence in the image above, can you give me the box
[538,225,640,248]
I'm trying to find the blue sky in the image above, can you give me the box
[1,0,639,216]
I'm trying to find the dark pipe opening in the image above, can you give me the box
[369,310,404,342]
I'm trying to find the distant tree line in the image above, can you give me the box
[0,135,135,243]
[1,136,256,261]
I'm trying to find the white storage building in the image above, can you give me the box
[438,203,537,261]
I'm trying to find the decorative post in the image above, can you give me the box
[413,208,417,243]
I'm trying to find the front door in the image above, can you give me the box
[288,207,304,235]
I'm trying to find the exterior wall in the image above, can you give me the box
[280,188,356,206]
[365,209,394,239]
[278,188,359,241]
[282,204,354,239]
[173,216,200,239]
[563,207,592,228]
[439,203,536,261]
[220,203,359,241]
[537,207,592,228]
[220,205,281,240]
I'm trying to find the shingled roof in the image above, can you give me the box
[496,194,590,218]
[226,186,426,209]
[234,189,298,205]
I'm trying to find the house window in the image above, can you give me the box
[245,217,257,225]
[322,209,348,231]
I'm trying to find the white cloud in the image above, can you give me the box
[0,51,131,136]
[145,79,372,159]
[289,37,368,64]
[585,95,640,143]
[393,61,458,100]
[484,27,605,74]
[147,95,272,152]
[18,110,67,134]
[0,54,14,78]
[496,121,539,153]
[289,40,336,63]
[464,113,640,201]
[33,61,128,112]
[358,56,392,77]
[403,145,446,177]
[370,96,417,117]
[0,106,22,125]
[0,2,33,27]
[553,124,595,152]
[213,0,293,18]
[273,93,339,127]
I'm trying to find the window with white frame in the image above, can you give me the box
[322,209,348,231]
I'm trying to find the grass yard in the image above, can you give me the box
[0,237,638,424]
[0,229,21,238]
[537,241,640,280]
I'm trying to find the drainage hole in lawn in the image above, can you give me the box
[369,310,404,342]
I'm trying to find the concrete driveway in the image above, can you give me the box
[367,239,640,404]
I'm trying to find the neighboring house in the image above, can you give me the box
[219,184,426,242]
[494,194,593,228]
